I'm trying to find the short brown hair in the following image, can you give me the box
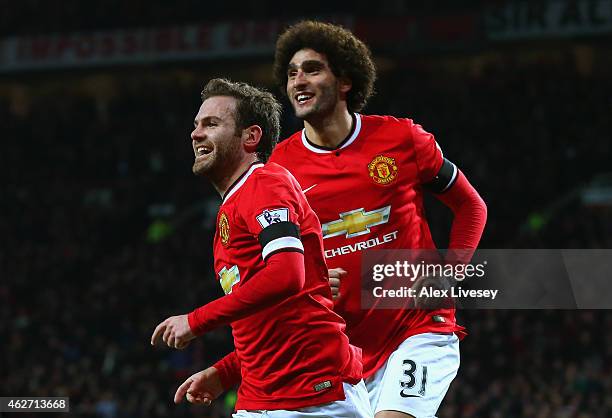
[201,78,281,162]
[273,20,376,113]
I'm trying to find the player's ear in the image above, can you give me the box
[242,125,263,154]
[338,76,352,95]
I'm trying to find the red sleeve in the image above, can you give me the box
[187,251,305,335]
[408,119,444,183]
[434,170,487,263]
[212,351,242,390]
[244,172,305,260]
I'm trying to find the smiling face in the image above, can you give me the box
[190,96,243,178]
[286,48,347,121]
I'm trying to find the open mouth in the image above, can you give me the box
[195,144,213,157]
[295,93,314,105]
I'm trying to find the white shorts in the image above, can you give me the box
[233,380,373,418]
[365,333,460,417]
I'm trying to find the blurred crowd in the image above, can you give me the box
[1,58,611,418]
[0,0,479,37]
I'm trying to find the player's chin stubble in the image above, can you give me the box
[192,157,211,176]
[193,138,242,178]
[295,89,335,121]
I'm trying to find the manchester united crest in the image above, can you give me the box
[368,155,398,185]
[219,212,230,247]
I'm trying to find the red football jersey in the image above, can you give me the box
[269,114,467,378]
[203,162,361,410]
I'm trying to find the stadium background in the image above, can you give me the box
[1,0,611,416]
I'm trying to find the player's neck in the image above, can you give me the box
[303,106,353,149]
[212,155,260,198]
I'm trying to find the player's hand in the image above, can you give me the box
[174,367,224,405]
[328,268,347,300]
[151,314,195,349]
[411,275,454,310]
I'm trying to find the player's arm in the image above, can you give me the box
[425,159,487,263]
[411,120,487,263]
[188,251,304,335]
[188,174,307,335]
[212,350,242,389]
[270,151,345,301]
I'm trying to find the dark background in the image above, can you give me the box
[1,1,611,417]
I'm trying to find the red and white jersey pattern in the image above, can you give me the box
[211,162,361,410]
[269,114,467,378]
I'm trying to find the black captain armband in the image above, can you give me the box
[423,158,458,193]
[258,221,304,260]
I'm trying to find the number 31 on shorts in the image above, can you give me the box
[399,359,427,398]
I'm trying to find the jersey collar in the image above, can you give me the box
[301,113,362,154]
[222,161,264,203]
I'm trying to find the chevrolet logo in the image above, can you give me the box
[219,265,240,295]
[322,206,391,239]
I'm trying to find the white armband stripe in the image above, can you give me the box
[440,162,458,192]
[262,236,304,260]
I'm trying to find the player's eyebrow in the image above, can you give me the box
[302,60,325,69]
[193,115,221,127]
[288,60,326,72]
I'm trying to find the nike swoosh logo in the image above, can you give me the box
[302,184,318,194]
